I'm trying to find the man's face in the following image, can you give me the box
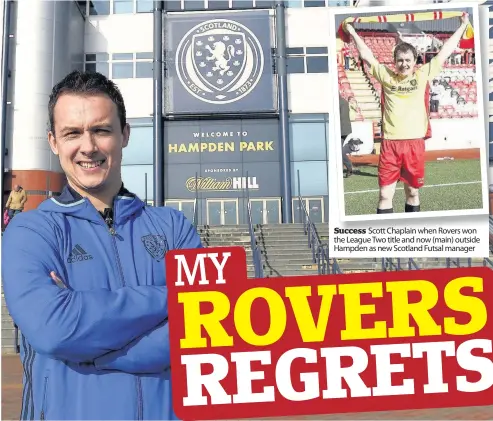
[394,50,416,77]
[48,93,130,196]
[13,185,19,192]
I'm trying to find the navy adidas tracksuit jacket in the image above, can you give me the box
[2,185,202,420]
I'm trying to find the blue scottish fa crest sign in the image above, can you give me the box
[166,11,275,114]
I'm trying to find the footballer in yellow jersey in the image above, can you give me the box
[345,13,470,214]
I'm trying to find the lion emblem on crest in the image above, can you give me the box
[206,42,236,75]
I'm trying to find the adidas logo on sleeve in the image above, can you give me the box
[67,244,93,264]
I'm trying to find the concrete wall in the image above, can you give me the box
[5,0,84,209]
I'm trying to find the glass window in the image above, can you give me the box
[306,56,328,73]
[113,0,133,13]
[86,62,109,77]
[286,0,302,6]
[306,47,328,54]
[290,121,327,161]
[304,0,325,6]
[183,0,205,9]
[112,63,133,78]
[113,53,134,60]
[89,1,110,15]
[128,117,153,126]
[287,57,304,74]
[121,165,154,201]
[164,0,182,11]
[86,53,109,61]
[136,62,153,78]
[290,114,327,122]
[136,0,153,12]
[208,0,230,8]
[290,161,328,196]
[136,52,153,59]
[232,0,253,8]
[255,0,273,8]
[287,47,303,55]
[122,126,154,165]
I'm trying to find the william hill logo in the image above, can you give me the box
[186,176,259,192]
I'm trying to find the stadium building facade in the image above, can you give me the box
[0,0,491,225]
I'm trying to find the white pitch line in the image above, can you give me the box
[345,181,482,195]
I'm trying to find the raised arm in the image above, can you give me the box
[435,13,470,66]
[2,214,169,363]
[345,23,378,68]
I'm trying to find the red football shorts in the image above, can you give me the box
[378,139,425,188]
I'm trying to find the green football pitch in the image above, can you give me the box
[343,159,484,216]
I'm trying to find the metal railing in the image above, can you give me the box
[317,243,343,274]
[483,257,493,269]
[192,172,199,227]
[296,171,342,275]
[297,200,343,275]
[446,258,472,268]
[381,258,420,271]
[245,173,264,278]
[299,197,321,263]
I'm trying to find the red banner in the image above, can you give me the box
[165,246,493,420]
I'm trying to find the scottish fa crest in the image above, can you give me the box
[176,19,264,104]
[142,234,168,261]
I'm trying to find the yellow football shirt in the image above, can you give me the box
[370,57,442,140]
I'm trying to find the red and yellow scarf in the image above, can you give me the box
[338,11,474,49]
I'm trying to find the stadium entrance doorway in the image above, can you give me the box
[206,199,239,225]
[250,198,282,225]
[165,200,195,222]
[292,197,324,223]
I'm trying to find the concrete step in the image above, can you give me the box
[202,240,253,245]
[355,96,379,103]
[260,247,319,254]
[257,235,312,241]
[263,269,320,277]
[359,103,381,111]
[261,262,325,270]
[2,318,15,329]
[363,110,382,119]
[261,250,314,257]
[346,71,366,79]
[348,80,371,87]
[262,258,319,265]
[200,232,252,237]
[2,328,17,341]
[198,225,250,229]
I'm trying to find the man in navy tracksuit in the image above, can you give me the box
[2,71,202,420]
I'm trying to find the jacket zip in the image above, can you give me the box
[102,206,143,419]
[136,375,144,420]
[102,208,126,287]
[40,376,48,420]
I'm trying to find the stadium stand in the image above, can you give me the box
[338,30,478,122]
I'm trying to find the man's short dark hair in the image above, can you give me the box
[393,42,417,62]
[48,70,126,135]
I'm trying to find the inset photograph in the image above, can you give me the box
[330,3,489,221]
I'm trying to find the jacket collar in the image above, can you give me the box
[58,183,134,204]
[47,183,145,225]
